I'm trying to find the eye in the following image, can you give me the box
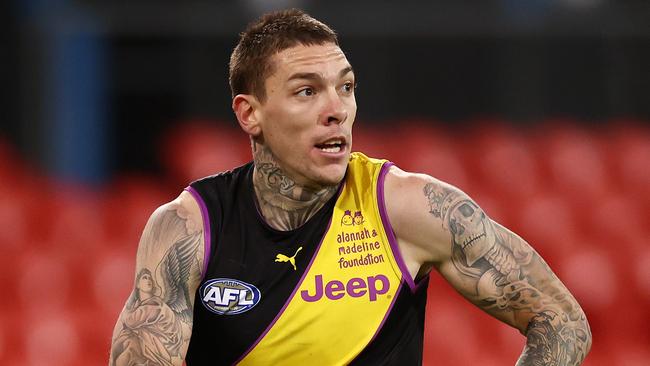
[458,203,475,217]
[296,87,314,97]
[341,81,354,93]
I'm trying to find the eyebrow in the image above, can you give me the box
[287,65,355,82]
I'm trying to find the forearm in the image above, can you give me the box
[516,310,592,366]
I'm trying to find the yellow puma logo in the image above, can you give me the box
[275,246,303,271]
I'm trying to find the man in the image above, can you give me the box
[110,9,591,365]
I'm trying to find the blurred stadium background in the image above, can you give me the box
[1,1,649,365]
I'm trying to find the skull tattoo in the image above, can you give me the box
[449,201,496,266]
[449,200,521,284]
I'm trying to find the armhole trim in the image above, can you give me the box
[184,186,212,280]
[377,162,417,293]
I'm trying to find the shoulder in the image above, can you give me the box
[382,165,471,265]
[383,164,463,223]
[136,191,205,275]
[145,191,203,237]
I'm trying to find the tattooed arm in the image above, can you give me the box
[109,191,205,366]
[384,167,591,365]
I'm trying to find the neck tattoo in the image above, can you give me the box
[252,143,338,231]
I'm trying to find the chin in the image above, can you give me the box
[313,164,348,187]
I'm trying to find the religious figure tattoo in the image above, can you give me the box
[423,183,591,365]
[110,204,203,366]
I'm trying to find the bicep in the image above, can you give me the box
[422,183,582,332]
[389,171,582,332]
[110,193,205,365]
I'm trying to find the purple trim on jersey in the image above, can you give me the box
[185,186,212,279]
[233,185,344,365]
[377,162,417,293]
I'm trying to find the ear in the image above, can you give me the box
[232,94,262,137]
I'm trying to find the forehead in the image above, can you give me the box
[271,43,350,79]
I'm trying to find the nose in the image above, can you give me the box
[321,88,347,125]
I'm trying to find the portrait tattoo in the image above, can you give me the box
[111,206,202,366]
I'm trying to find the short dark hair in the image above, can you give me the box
[229,9,339,102]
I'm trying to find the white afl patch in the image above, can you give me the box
[200,278,261,315]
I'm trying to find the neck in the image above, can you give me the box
[252,143,338,231]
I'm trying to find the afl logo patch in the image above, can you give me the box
[200,278,261,315]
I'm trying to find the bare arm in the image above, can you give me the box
[385,167,591,365]
[109,191,205,366]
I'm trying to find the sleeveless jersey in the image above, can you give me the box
[185,152,429,365]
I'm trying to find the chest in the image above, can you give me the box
[190,199,403,365]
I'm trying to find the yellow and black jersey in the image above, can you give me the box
[185,152,429,365]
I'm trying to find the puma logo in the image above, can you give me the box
[275,246,303,271]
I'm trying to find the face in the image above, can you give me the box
[256,43,357,188]
[449,201,495,266]
[137,272,154,293]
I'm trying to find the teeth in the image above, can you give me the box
[463,232,485,248]
[322,139,343,145]
[316,138,344,153]
[320,145,342,153]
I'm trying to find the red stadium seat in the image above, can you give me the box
[75,306,119,365]
[0,247,21,313]
[607,340,650,366]
[394,122,469,190]
[0,312,26,365]
[495,324,526,362]
[0,322,4,363]
[468,189,508,226]
[584,346,614,366]
[558,246,619,311]
[92,248,135,317]
[103,176,171,246]
[47,185,105,253]
[351,123,403,163]
[469,122,540,205]
[555,243,638,347]
[160,120,251,186]
[17,251,73,324]
[535,123,610,209]
[0,138,28,192]
[607,122,650,211]
[515,192,581,258]
[423,297,482,365]
[635,251,650,304]
[24,312,81,366]
[589,194,646,249]
[0,193,28,252]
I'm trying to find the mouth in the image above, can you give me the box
[462,232,486,249]
[315,137,347,154]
